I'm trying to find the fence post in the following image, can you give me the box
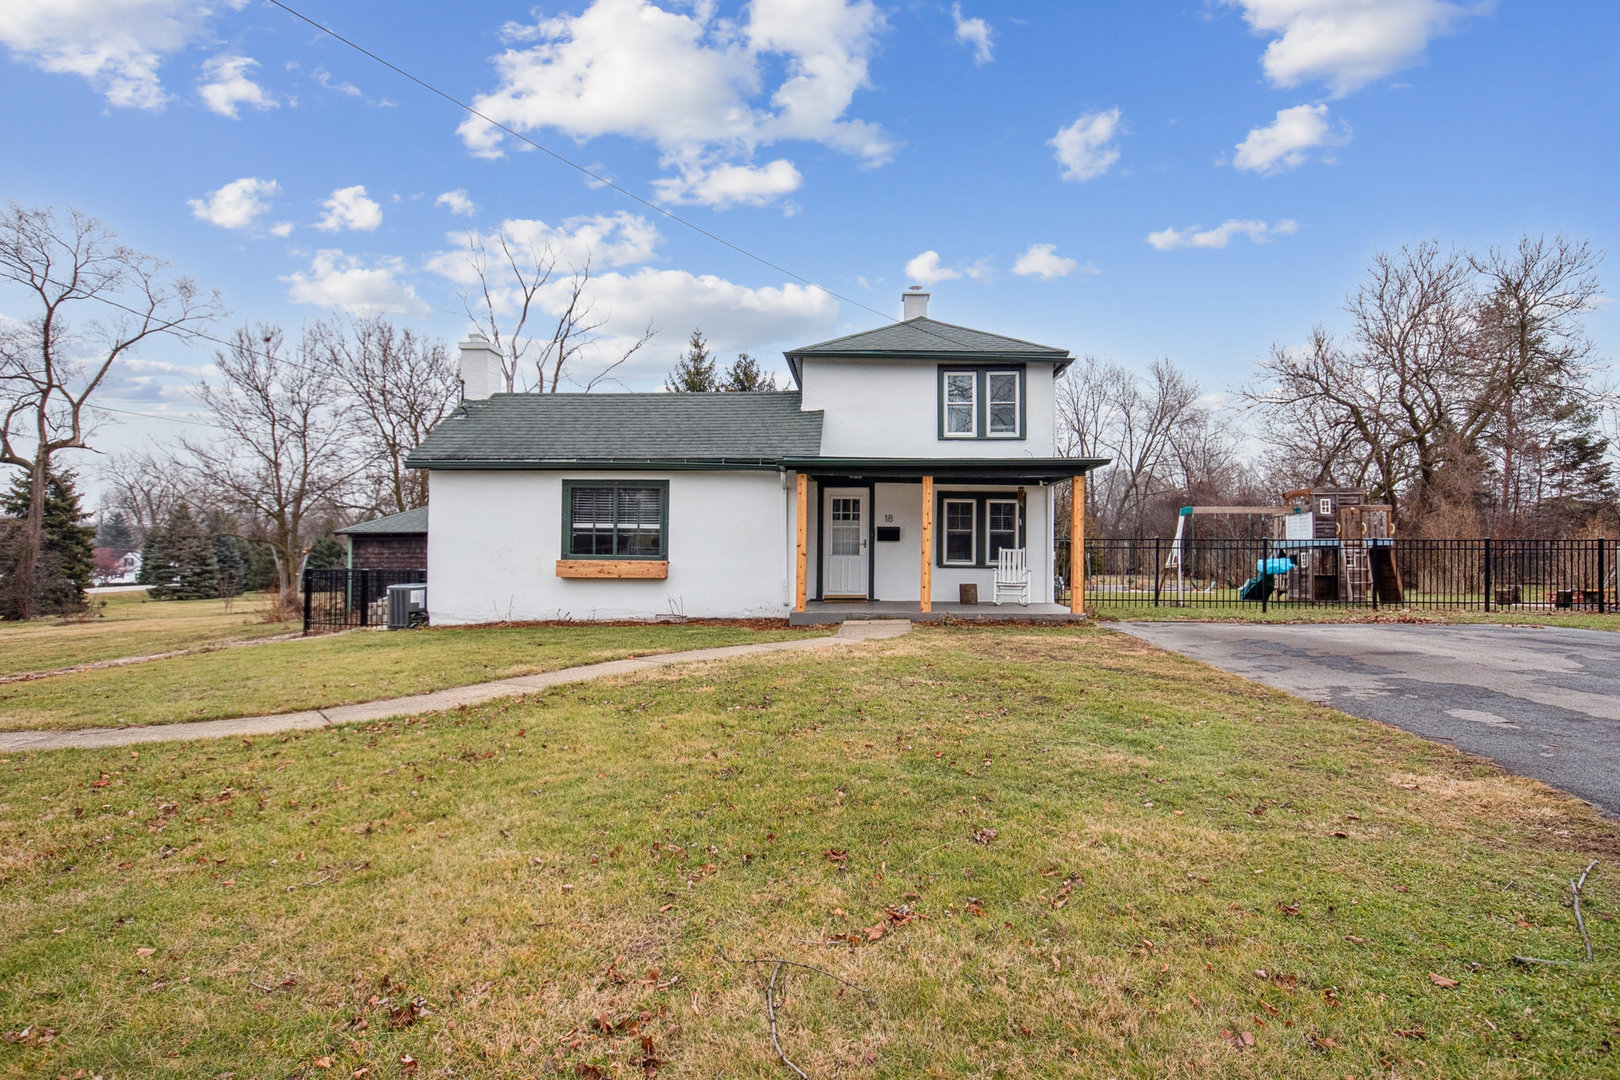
[1599,539,1607,615]
[302,569,312,635]
[1153,537,1162,607]
[358,569,370,628]
[1483,538,1492,613]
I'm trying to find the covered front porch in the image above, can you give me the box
[781,456,1105,621]
[790,599,1083,626]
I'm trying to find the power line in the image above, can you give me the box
[263,0,954,341]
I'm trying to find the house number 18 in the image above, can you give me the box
[883,514,894,523]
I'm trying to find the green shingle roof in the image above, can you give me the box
[405,391,824,469]
[786,316,1070,360]
[336,506,428,535]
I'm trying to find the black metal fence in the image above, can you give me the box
[1065,537,1614,613]
[303,567,426,633]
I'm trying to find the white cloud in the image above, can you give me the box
[457,0,890,207]
[0,0,213,108]
[187,177,279,230]
[541,266,841,386]
[315,185,383,232]
[652,158,803,208]
[1233,103,1350,174]
[283,250,429,317]
[1012,243,1088,280]
[1050,107,1123,182]
[269,221,294,238]
[429,212,663,297]
[1147,218,1299,251]
[197,53,276,118]
[904,251,959,286]
[951,4,993,65]
[1221,0,1481,97]
[436,189,477,216]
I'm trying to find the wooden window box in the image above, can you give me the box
[555,560,669,580]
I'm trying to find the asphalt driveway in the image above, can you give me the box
[1113,622,1620,817]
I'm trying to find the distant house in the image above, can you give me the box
[405,291,1107,623]
[335,506,428,571]
[92,548,141,586]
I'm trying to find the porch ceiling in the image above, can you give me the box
[780,456,1109,481]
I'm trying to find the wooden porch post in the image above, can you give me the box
[794,473,808,613]
[920,476,934,614]
[1070,473,1085,615]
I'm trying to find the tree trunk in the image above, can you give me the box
[14,457,48,620]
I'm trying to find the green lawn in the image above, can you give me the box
[1089,601,1620,631]
[0,622,818,731]
[0,590,299,677]
[1,624,1613,1079]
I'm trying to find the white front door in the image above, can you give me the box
[823,488,869,598]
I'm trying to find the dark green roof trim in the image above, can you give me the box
[781,456,1110,481]
[406,390,824,467]
[407,457,789,472]
[335,506,428,535]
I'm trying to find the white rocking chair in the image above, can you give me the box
[994,547,1030,606]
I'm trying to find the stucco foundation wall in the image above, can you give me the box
[427,470,792,623]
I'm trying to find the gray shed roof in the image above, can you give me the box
[336,506,428,535]
[405,391,824,469]
[786,316,1070,360]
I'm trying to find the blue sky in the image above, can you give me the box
[1,0,1616,466]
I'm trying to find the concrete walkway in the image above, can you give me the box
[0,620,912,754]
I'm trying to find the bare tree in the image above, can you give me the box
[178,324,354,604]
[1058,355,1211,535]
[308,315,456,514]
[0,204,220,618]
[100,448,194,539]
[1249,236,1608,534]
[455,231,655,394]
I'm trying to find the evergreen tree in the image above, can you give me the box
[148,502,220,601]
[0,467,96,618]
[204,509,244,598]
[305,534,347,570]
[721,352,777,392]
[136,527,170,588]
[96,511,137,555]
[663,329,718,392]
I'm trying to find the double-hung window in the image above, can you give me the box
[986,499,1020,559]
[939,367,1024,440]
[986,371,1020,437]
[563,481,668,559]
[943,372,977,437]
[942,499,977,565]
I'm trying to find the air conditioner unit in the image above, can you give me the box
[386,583,428,629]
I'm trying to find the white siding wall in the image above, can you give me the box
[427,469,793,623]
[799,358,1058,458]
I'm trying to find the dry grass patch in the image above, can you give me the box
[0,591,298,677]
[0,624,1615,1079]
[0,622,817,732]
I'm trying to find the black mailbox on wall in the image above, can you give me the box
[875,526,902,542]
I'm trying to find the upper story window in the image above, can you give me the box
[939,366,1025,440]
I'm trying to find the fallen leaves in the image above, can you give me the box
[1219,1029,1256,1050]
[1428,973,1459,989]
[1,1026,57,1046]
[971,827,997,845]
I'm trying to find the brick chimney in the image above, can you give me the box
[901,287,929,321]
[458,333,505,400]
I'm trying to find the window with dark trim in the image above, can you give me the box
[935,491,1025,567]
[942,498,976,565]
[563,480,669,559]
[986,498,1020,559]
[938,366,1025,440]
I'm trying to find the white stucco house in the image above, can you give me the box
[405,291,1105,624]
